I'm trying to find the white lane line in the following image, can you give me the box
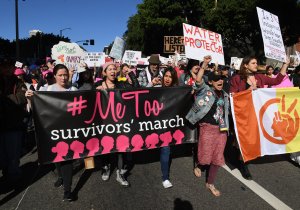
[223,165,292,210]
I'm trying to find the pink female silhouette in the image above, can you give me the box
[86,138,100,156]
[52,141,69,162]
[101,136,114,154]
[116,135,130,152]
[173,129,185,144]
[70,140,85,159]
[159,131,173,147]
[145,133,159,149]
[131,134,144,152]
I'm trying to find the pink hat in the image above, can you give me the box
[102,62,115,71]
[14,68,25,76]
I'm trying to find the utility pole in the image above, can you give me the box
[15,0,20,60]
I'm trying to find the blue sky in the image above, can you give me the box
[0,0,142,52]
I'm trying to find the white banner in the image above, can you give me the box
[109,37,125,60]
[51,41,86,72]
[183,23,224,65]
[85,52,105,67]
[122,50,142,66]
[257,7,286,62]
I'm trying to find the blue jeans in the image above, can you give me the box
[160,146,170,181]
[0,130,23,178]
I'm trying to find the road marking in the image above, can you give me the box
[223,165,292,210]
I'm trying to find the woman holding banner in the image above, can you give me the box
[185,55,229,197]
[229,56,290,180]
[148,66,179,188]
[25,64,77,202]
[95,62,139,187]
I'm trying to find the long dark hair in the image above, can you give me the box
[162,66,178,87]
[239,56,257,80]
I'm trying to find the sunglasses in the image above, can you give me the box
[211,75,226,82]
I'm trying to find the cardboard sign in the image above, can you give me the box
[183,23,224,64]
[51,41,86,72]
[109,37,125,60]
[85,52,105,67]
[122,50,142,66]
[164,36,185,53]
[15,61,23,68]
[257,7,286,62]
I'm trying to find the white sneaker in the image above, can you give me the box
[116,170,130,187]
[162,180,173,189]
[101,165,110,181]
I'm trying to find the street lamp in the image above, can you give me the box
[59,27,71,37]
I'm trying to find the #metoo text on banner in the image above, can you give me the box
[183,23,224,64]
[32,87,196,164]
[257,7,286,63]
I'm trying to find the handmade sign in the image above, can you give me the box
[164,36,185,53]
[257,7,286,62]
[51,41,86,71]
[122,50,142,66]
[85,52,105,67]
[183,23,224,64]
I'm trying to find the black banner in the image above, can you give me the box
[32,87,197,164]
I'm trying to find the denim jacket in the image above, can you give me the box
[186,79,230,130]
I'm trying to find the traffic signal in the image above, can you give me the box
[90,39,95,45]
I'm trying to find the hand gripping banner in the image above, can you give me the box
[32,87,197,164]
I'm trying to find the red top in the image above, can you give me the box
[230,73,285,93]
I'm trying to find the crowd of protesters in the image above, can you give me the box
[1,52,299,202]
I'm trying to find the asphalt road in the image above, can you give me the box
[1,138,300,210]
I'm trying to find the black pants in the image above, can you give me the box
[55,160,73,192]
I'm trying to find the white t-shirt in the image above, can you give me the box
[46,83,77,91]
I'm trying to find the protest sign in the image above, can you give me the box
[51,41,86,72]
[15,61,23,68]
[230,57,243,70]
[32,87,197,164]
[183,23,224,64]
[109,37,125,60]
[85,52,105,67]
[257,7,286,62]
[164,36,185,53]
[122,50,142,66]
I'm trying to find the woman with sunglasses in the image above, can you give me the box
[186,56,230,197]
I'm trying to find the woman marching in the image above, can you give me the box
[186,56,230,196]
[95,62,139,187]
[25,64,77,201]
[230,56,290,180]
